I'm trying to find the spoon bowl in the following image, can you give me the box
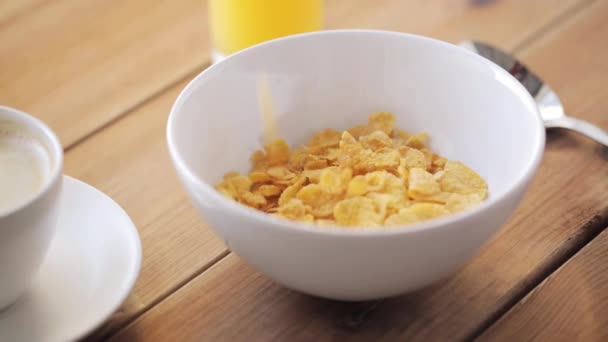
[461,40,608,148]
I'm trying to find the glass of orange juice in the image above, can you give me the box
[209,0,324,62]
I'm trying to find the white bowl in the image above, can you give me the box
[167,30,544,301]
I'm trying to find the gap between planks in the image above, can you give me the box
[511,0,596,53]
[0,0,47,29]
[64,64,209,153]
[468,218,608,341]
[94,250,231,341]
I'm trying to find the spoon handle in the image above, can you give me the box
[545,116,608,148]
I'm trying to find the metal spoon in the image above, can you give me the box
[460,40,608,148]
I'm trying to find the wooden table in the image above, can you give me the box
[2,1,607,341]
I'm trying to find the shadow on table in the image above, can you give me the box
[81,261,486,340]
[281,280,450,338]
[103,326,141,342]
[546,129,608,160]
[81,323,141,342]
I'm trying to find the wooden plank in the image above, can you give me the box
[106,1,608,341]
[326,0,592,50]
[0,0,45,25]
[0,0,208,147]
[0,0,585,148]
[62,74,227,339]
[478,228,608,341]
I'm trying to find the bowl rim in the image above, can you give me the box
[167,29,545,237]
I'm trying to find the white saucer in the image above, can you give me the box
[0,176,141,342]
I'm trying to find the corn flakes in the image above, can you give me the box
[278,177,307,206]
[445,193,484,213]
[215,112,488,228]
[249,171,272,184]
[296,184,338,218]
[276,198,314,222]
[256,184,283,197]
[440,161,488,198]
[385,203,449,225]
[408,168,441,198]
[334,197,383,227]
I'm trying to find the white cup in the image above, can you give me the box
[0,106,63,310]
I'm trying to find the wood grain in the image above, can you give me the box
[0,0,45,25]
[479,228,608,341]
[0,0,585,148]
[52,2,593,339]
[106,1,608,341]
[62,74,227,339]
[326,0,593,51]
[0,0,208,147]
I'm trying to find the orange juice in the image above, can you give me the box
[209,0,323,58]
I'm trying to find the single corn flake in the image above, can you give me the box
[405,133,428,149]
[337,131,366,171]
[257,184,283,197]
[334,197,382,227]
[296,184,337,218]
[267,166,296,180]
[445,193,484,213]
[368,112,395,135]
[276,198,313,222]
[216,186,236,199]
[440,161,488,199]
[431,155,448,173]
[229,175,253,192]
[278,177,307,206]
[397,159,410,183]
[322,148,340,162]
[359,130,393,150]
[315,219,336,227]
[385,195,412,217]
[380,171,406,196]
[364,171,387,192]
[355,148,400,174]
[249,171,271,184]
[372,149,401,170]
[433,170,445,182]
[264,139,290,166]
[287,150,309,171]
[308,128,342,148]
[304,158,328,170]
[250,150,268,170]
[347,175,368,196]
[395,129,412,141]
[398,146,427,170]
[413,191,452,204]
[319,167,352,194]
[420,148,434,171]
[341,130,358,145]
[385,203,448,226]
[216,174,252,199]
[368,190,411,218]
[366,192,395,218]
[347,124,373,139]
[240,191,267,208]
[408,168,440,199]
[301,169,323,183]
[305,144,330,156]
